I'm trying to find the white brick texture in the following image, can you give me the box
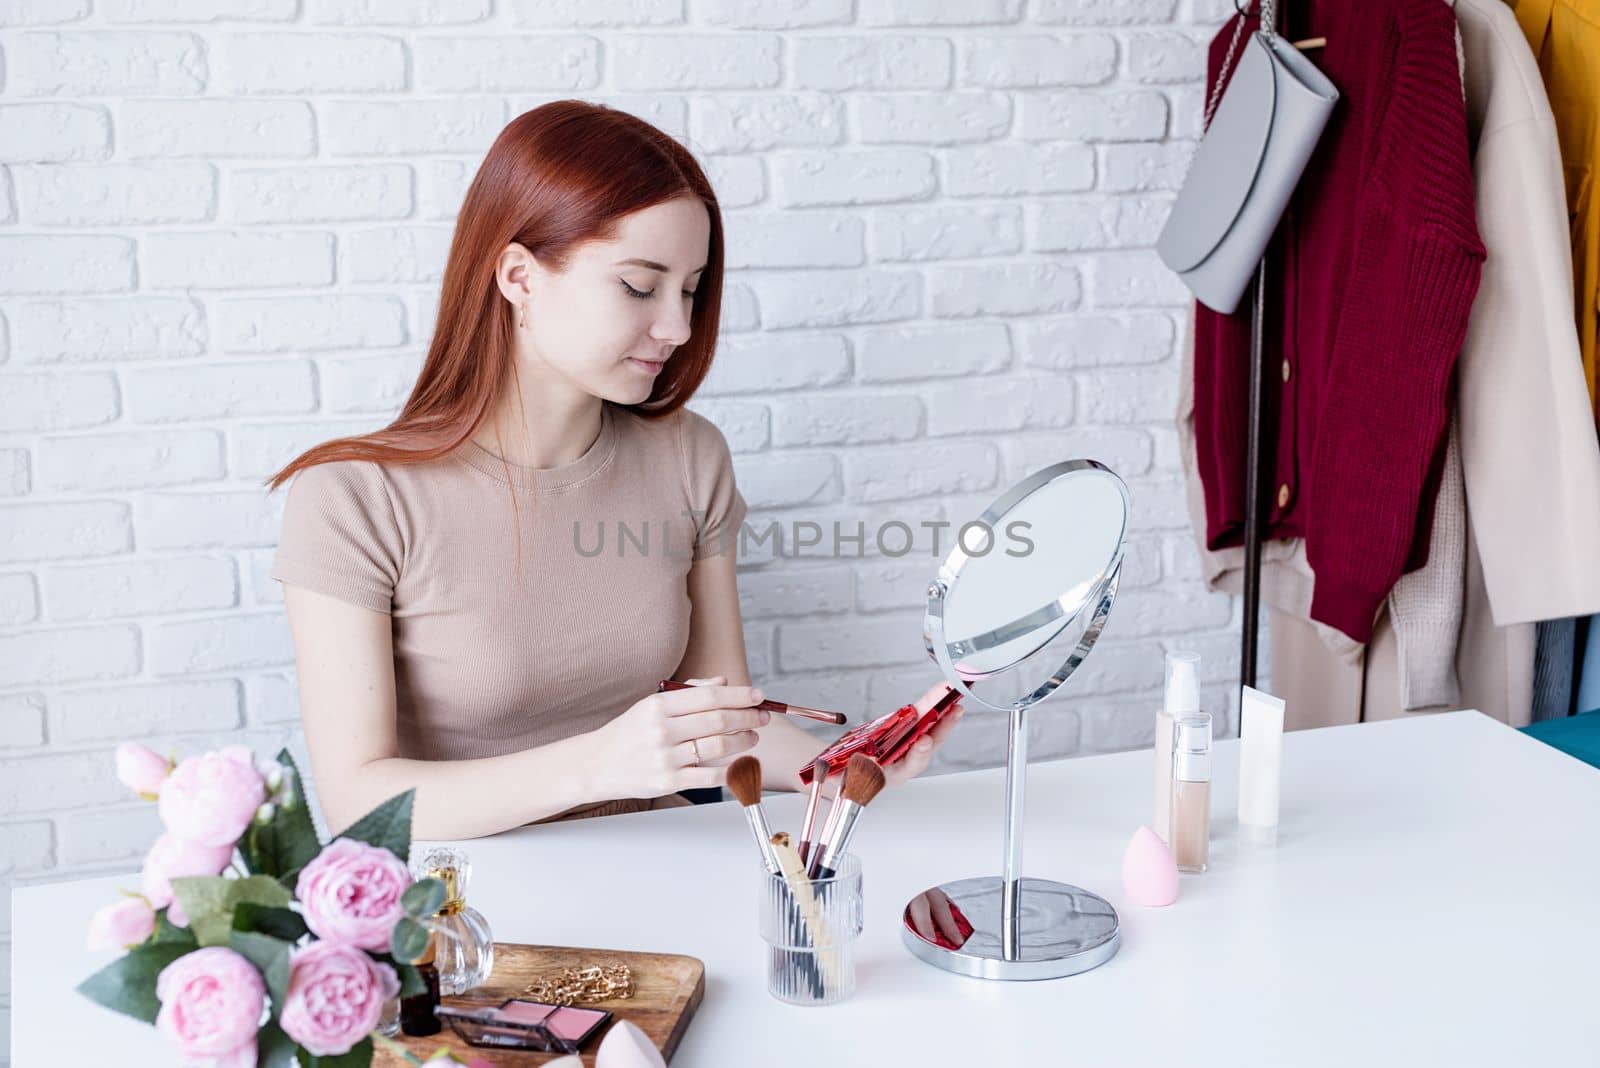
[0,6,1238,1042]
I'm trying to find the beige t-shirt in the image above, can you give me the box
[271,402,749,783]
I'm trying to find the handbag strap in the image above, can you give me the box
[1202,0,1278,132]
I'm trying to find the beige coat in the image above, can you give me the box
[1176,0,1600,730]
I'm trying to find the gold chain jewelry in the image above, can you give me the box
[517,302,527,330]
[522,962,634,1006]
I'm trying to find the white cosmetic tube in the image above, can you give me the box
[1237,686,1285,846]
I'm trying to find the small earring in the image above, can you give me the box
[517,302,527,330]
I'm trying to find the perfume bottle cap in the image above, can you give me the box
[1164,651,1201,716]
[424,866,463,915]
[1172,711,1212,783]
[417,846,471,915]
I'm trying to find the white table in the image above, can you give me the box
[13,711,1600,1066]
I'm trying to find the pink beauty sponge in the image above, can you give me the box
[596,1020,667,1068]
[1122,826,1180,907]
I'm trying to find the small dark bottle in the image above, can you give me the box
[399,931,442,1037]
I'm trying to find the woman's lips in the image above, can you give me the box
[626,356,666,374]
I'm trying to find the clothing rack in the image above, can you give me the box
[1238,260,1269,718]
[1237,12,1324,729]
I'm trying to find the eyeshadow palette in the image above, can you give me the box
[438,998,612,1054]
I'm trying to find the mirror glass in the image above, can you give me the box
[927,462,1129,710]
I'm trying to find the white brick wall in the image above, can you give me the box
[0,3,1246,1055]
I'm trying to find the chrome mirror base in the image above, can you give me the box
[901,875,1120,981]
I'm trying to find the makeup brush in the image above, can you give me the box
[725,756,780,875]
[806,754,886,881]
[797,756,832,865]
[771,832,838,995]
[658,679,847,726]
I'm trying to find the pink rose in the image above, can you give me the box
[86,896,156,951]
[279,941,399,1056]
[116,742,172,798]
[155,946,265,1068]
[142,832,235,927]
[295,838,412,951]
[159,747,266,848]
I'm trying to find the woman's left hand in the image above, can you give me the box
[882,682,966,789]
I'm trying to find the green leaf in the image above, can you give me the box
[228,930,293,1020]
[390,916,430,964]
[257,1021,300,1068]
[266,950,292,1021]
[150,908,199,948]
[400,877,445,919]
[234,902,308,942]
[278,866,307,894]
[335,789,415,866]
[301,1035,374,1068]
[171,875,291,948]
[76,943,193,1024]
[227,928,288,974]
[242,751,322,881]
[393,961,425,999]
[372,1034,431,1066]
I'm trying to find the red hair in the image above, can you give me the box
[267,100,724,490]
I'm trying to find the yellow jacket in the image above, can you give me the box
[1516,0,1600,419]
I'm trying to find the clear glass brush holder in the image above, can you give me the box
[758,854,863,1006]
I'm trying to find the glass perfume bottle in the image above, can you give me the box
[377,994,400,1037]
[414,846,495,996]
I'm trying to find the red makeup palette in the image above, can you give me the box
[798,685,962,786]
[437,997,612,1054]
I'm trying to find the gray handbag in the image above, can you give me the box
[1157,0,1339,314]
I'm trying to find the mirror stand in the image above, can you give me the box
[902,480,1125,981]
[901,694,1122,981]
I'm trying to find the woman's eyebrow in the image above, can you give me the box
[613,257,707,275]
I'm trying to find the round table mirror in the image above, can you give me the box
[903,459,1130,980]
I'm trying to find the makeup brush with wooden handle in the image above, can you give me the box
[771,832,841,994]
[725,755,779,876]
[658,679,847,725]
[806,754,886,881]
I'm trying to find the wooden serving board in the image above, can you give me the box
[374,943,705,1067]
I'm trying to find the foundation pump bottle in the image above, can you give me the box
[1155,651,1200,843]
[1170,711,1213,873]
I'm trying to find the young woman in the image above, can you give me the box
[268,102,965,840]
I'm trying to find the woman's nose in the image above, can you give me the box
[651,299,692,345]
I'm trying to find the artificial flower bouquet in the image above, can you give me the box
[77,742,475,1068]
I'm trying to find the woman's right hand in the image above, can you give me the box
[586,677,770,799]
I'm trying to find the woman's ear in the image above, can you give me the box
[494,242,538,306]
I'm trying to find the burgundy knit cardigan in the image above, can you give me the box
[1192,0,1486,643]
